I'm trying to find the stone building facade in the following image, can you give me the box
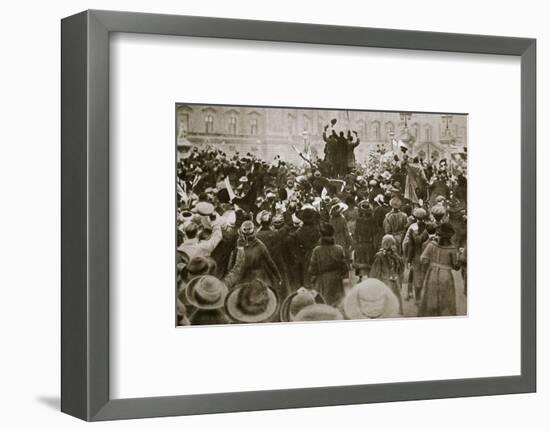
[176,104,467,165]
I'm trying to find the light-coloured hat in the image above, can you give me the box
[184,275,228,310]
[194,201,215,216]
[225,280,279,323]
[343,279,400,320]
[239,176,249,183]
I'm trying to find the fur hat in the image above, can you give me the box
[184,275,228,310]
[225,280,279,323]
[343,279,400,320]
[293,304,343,321]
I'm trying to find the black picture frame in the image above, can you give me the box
[61,9,536,421]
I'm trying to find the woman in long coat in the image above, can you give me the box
[419,223,461,317]
[294,208,321,289]
[353,202,377,280]
[229,221,282,297]
[370,234,404,314]
[308,223,348,307]
[329,204,352,262]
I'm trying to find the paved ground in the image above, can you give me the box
[343,267,467,318]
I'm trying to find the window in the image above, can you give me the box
[424,124,432,142]
[288,114,296,135]
[205,115,214,133]
[178,113,189,137]
[228,116,237,135]
[303,114,311,133]
[385,121,395,142]
[371,121,381,140]
[250,118,258,135]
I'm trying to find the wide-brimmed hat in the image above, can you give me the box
[280,288,326,322]
[194,201,215,216]
[294,304,344,321]
[239,176,249,183]
[343,279,400,320]
[225,280,279,323]
[389,197,402,209]
[184,275,228,310]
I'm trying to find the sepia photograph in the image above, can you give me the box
[176,104,468,326]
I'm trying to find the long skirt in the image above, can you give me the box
[314,270,345,307]
[419,266,456,316]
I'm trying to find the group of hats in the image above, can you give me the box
[184,276,401,323]
[184,276,279,324]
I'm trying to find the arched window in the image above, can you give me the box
[250,118,259,135]
[228,116,237,135]
[303,114,311,133]
[385,121,395,142]
[357,119,366,139]
[205,115,214,133]
[424,124,432,142]
[371,121,381,140]
[288,114,296,135]
[411,123,420,139]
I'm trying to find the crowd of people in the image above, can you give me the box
[176,119,468,325]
